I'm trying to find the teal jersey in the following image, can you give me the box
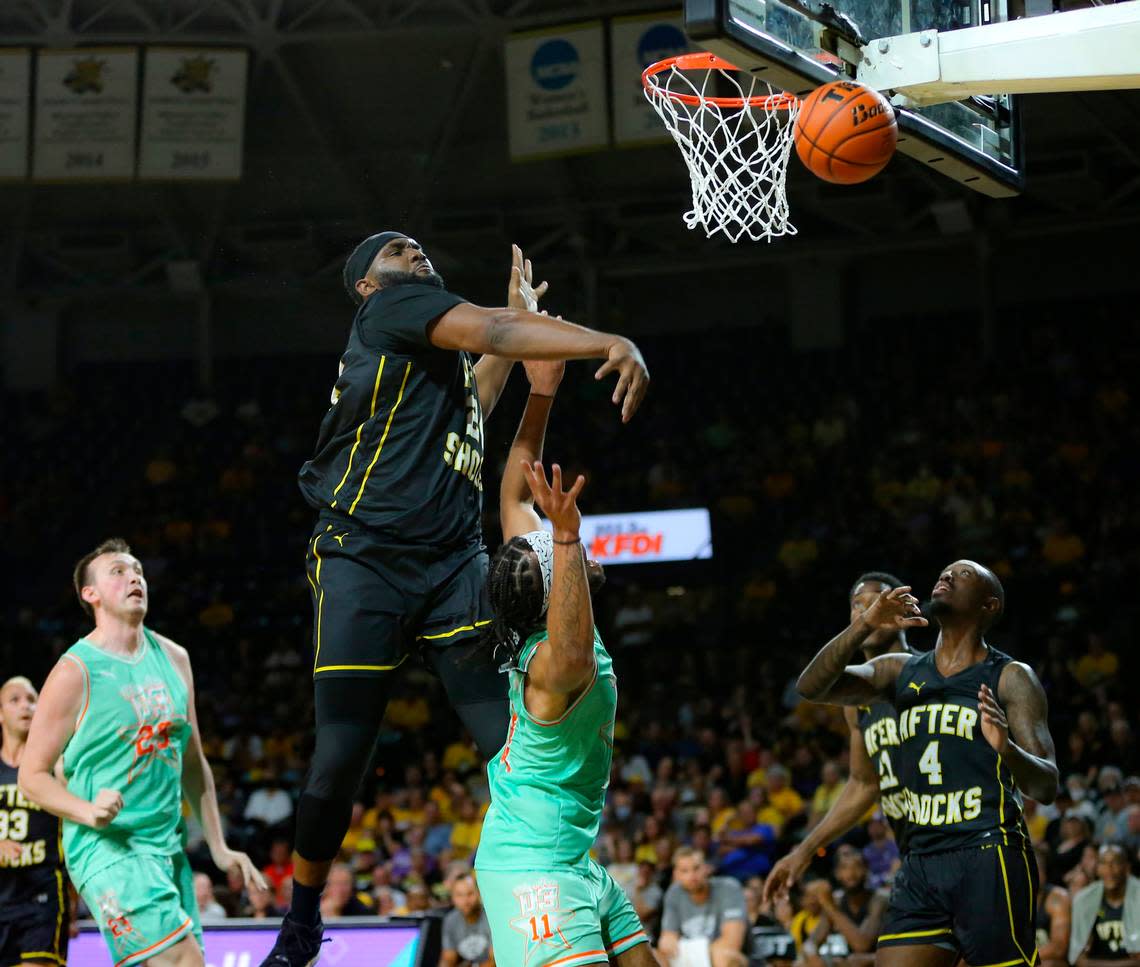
[477,628,616,871]
[59,629,191,890]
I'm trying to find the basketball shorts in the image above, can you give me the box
[306,514,493,678]
[477,860,648,967]
[0,873,69,966]
[79,852,203,967]
[879,845,1038,966]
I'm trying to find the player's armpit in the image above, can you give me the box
[997,661,1060,803]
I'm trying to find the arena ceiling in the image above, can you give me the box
[3,0,1140,298]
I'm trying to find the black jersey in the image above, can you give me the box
[0,758,64,920]
[298,284,485,548]
[857,701,910,848]
[893,647,1029,854]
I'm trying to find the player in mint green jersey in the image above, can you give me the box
[19,538,264,967]
[474,357,653,967]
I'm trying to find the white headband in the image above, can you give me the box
[519,529,555,614]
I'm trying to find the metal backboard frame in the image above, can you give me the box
[684,0,1025,196]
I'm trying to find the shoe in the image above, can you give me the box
[258,914,326,967]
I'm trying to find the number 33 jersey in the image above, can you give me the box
[0,756,64,919]
[891,647,1030,855]
[59,630,190,891]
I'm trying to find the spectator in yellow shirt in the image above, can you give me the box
[767,765,805,823]
[808,761,846,830]
[450,797,484,860]
[1071,632,1119,688]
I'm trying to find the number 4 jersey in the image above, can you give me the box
[58,630,190,891]
[891,647,1029,854]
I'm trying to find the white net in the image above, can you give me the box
[644,58,801,243]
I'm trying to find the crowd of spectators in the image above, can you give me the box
[4,303,1139,964]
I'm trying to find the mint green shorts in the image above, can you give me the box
[79,852,203,967]
[476,859,648,967]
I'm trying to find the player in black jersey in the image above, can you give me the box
[264,236,650,967]
[764,571,913,906]
[0,677,70,967]
[796,560,1059,967]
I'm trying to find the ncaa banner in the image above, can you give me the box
[33,47,138,181]
[542,508,713,565]
[610,13,690,147]
[140,47,248,180]
[0,50,31,179]
[505,22,609,161]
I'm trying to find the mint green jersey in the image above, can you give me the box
[59,629,190,890]
[477,628,616,871]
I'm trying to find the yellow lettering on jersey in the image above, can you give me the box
[903,787,983,826]
[925,704,943,734]
[956,707,977,740]
[963,787,982,820]
[0,839,46,868]
[441,431,484,491]
[863,716,902,758]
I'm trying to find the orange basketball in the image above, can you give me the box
[793,81,898,185]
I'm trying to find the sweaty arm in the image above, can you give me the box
[18,659,109,827]
[162,636,266,887]
[499,393,557,542]
[766,709,881,901]
[992,661,1060,804]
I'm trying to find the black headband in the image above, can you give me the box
[343,231,406,305]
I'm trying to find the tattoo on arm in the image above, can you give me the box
[542,542,594,692]
[999,662,1060,804]
[797,621,905,705]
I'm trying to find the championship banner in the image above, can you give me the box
[33,47,138,181]
[543,508,713,564]
[610,13,690,146]
[0,50,31,179]
[140,47,248,180]
[505,22,609,161]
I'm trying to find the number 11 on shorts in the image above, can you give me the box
[529,914,554,941]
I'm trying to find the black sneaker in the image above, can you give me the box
[258,914,326,967]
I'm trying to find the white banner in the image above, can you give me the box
[505,22,608,161]
[0,50,31,179]
[542,508,713,565]
[34,48,138,181]
[140,48,248,180]
[611,13,690,146]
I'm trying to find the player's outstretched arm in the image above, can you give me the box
[159,636,268,891]
[429,304,648,422]
[18,659,122,828]
[764,708,880,903]
[520,462,595,702]
[981,661,1059,804]
[499,357,564,542]
[797,588,925,705]
[473,244,551,417]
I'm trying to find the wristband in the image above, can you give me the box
[529,391,555,399]
[553,536,581,545]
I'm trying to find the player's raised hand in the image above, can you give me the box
[978,683,1010,755]
[212,845,269,892]
[595,337,650,423]
[521,461,585,538]
[508,243,549,313]
[524,313,566,396]
[88,788,123,828]
[763,846,811,904]
[862,586,927,632]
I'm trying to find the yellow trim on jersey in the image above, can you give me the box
[330,356,386,506]
[417,619,492,641]
[879,928,954,942]
[313,657,409,675]
[348,360,412,515]
[997,845,1036,967]
[973,958,1031,967]
[997,755,1009,846]
[20,954,64,964]
[310,527,330,672]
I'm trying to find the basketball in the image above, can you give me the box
[794,80,898,185]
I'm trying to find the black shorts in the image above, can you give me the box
[306,515,492,678]
[879,845,1038,966]
[0,894,69,966]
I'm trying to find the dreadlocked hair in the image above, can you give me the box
[478,536,547,667]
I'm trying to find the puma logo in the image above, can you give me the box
[908,681,925,695]
[332,533,347,547]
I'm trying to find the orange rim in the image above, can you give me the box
[642,52,800,109]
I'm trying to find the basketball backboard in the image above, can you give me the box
[684,0,1024,196]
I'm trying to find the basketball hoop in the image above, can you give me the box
[643,52,801,243]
